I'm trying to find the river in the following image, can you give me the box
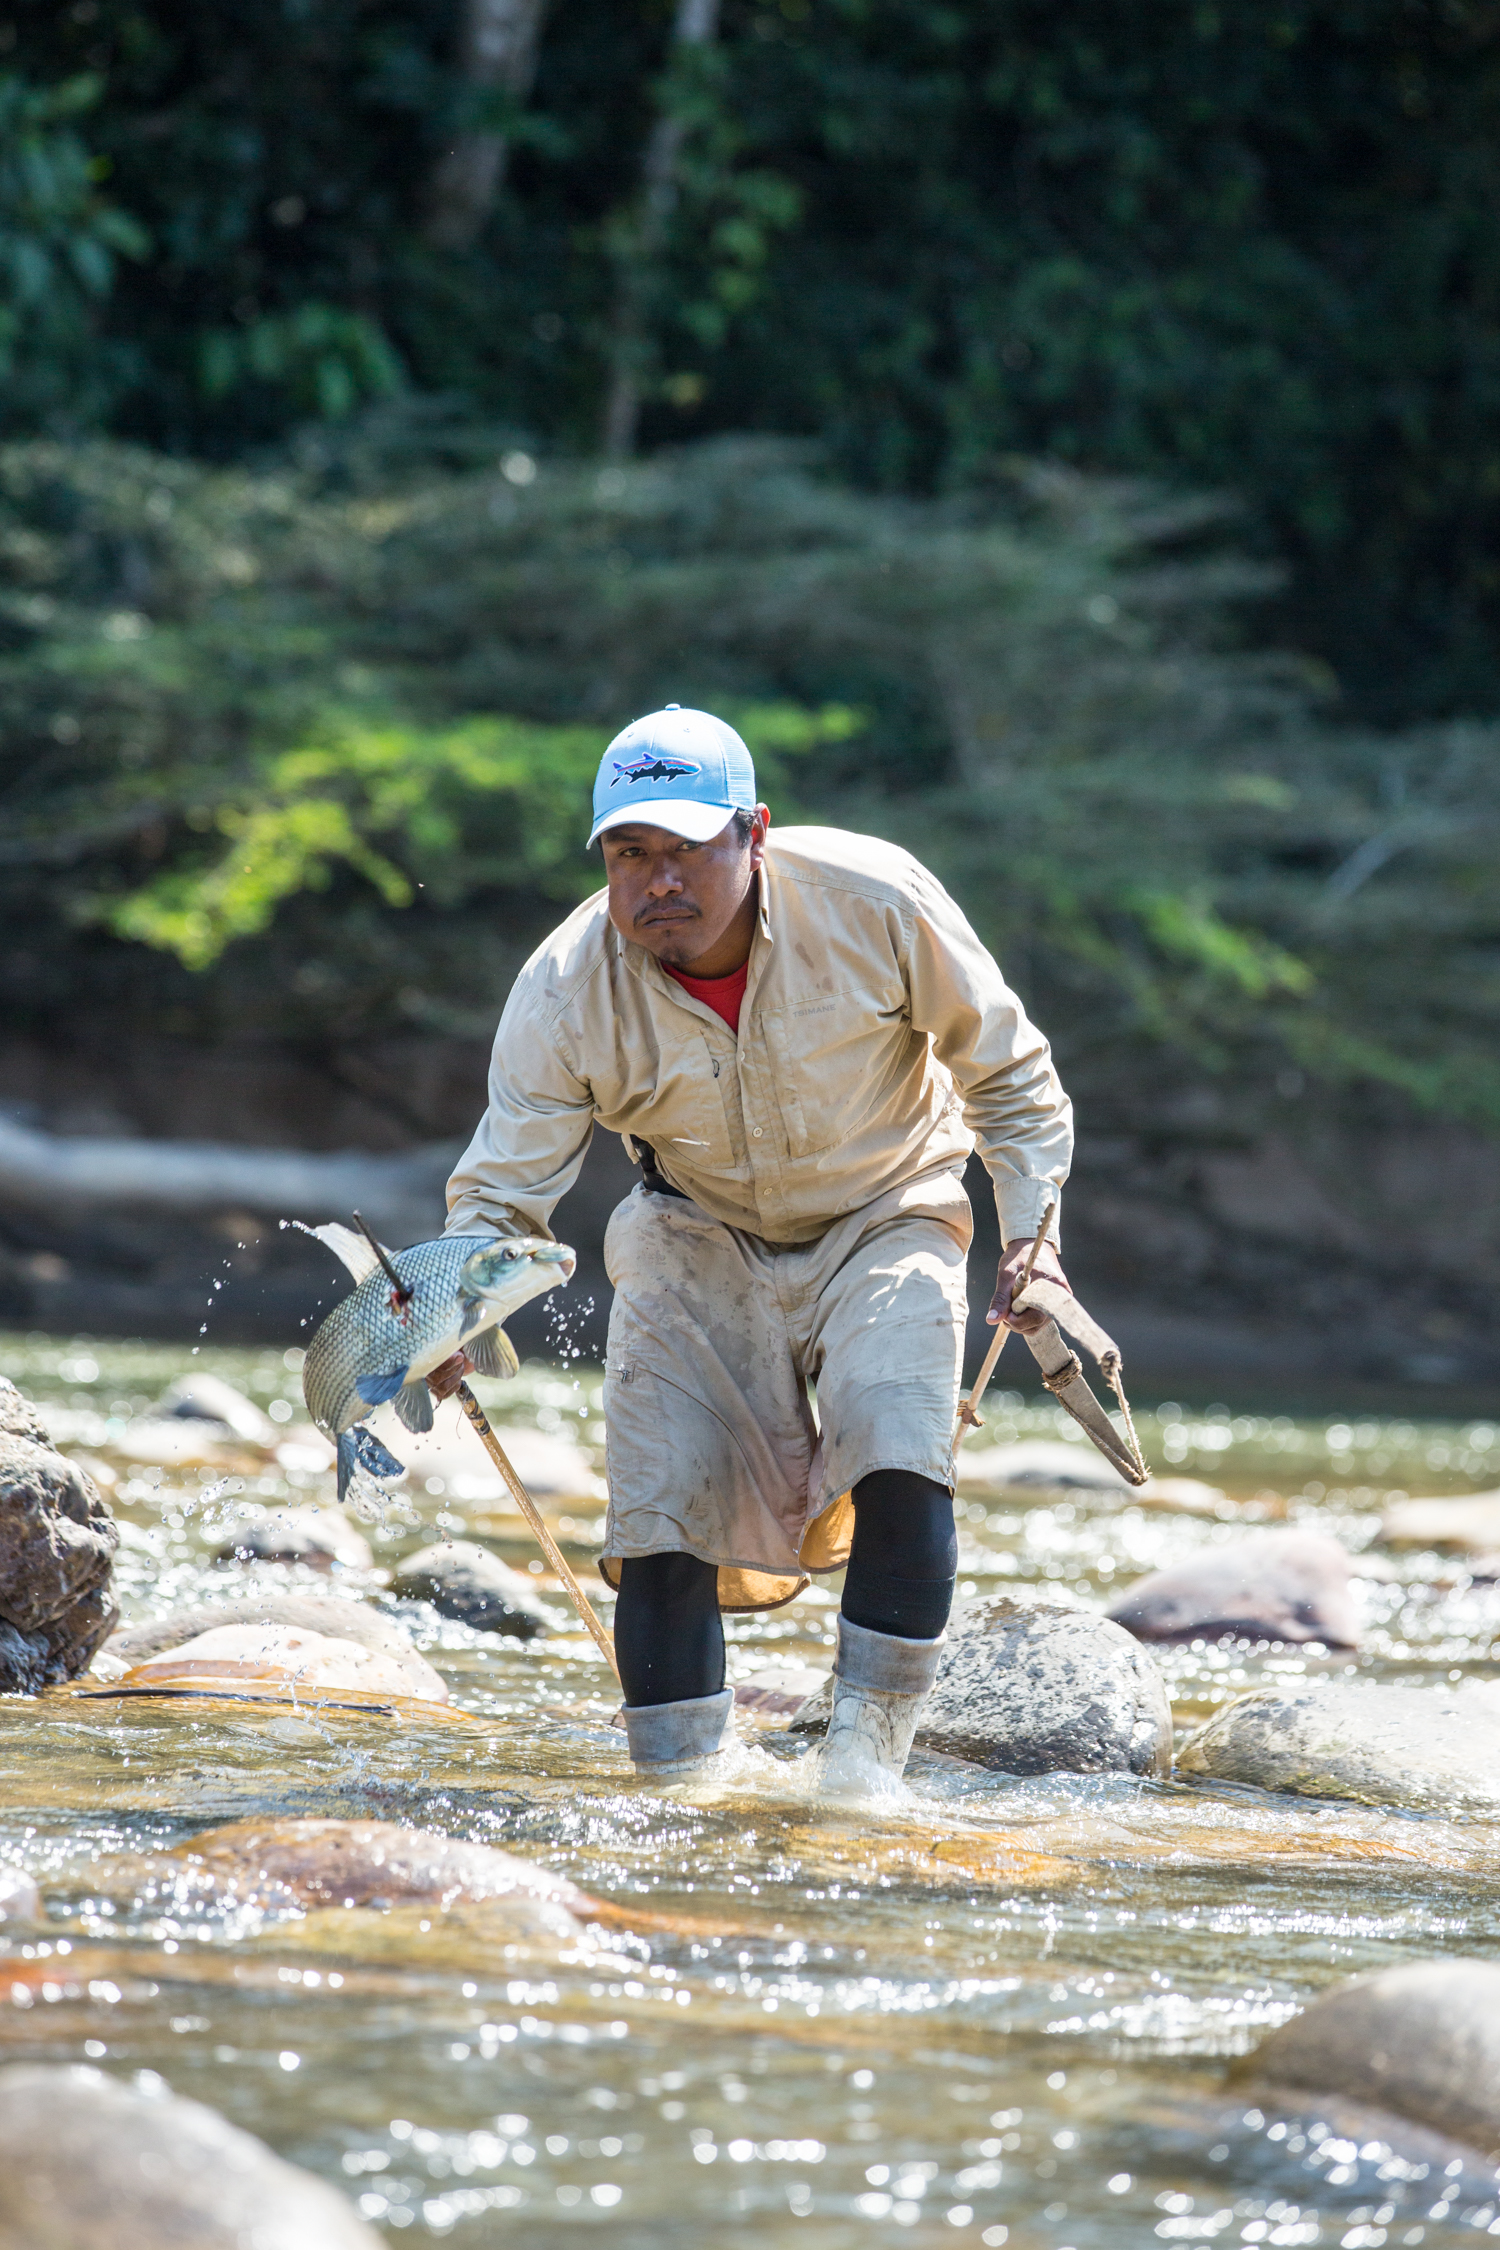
[2,1331,1497,2247]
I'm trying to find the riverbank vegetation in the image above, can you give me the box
[2,421,1497,1142]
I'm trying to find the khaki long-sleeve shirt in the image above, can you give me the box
[445,826,1072,1249]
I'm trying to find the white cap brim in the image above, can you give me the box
[589,799,737,847]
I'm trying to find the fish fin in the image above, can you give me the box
[394,1380,434,1434]
[336,1429,357,1504]
[466,1325,519,1381]
[294,1219,387,1285]
[353,1426,407,1483]
[354,1365,408,1407]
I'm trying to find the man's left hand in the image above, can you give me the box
[426,1350,473,1400]
[987,1235,1071,1334]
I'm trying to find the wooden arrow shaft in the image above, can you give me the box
[455,1382,620,1683]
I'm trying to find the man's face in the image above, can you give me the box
[600,809,769,969]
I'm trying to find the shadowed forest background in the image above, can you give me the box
[1,0,1498,1395]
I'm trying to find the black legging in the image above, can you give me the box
[614,1469,957,1706]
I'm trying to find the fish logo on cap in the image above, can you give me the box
[610,751,703,788]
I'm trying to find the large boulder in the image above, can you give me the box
[792,1597,1173,1776]
[1231,1959,1500,2162]
[1106,1529,1359,1647]
[215,1506,373,1572]
[175,1818,589,1934]
[0,1400,118,1692]
[1177,1680,1500,1812]
[391,1539,554,1638]
[0,2063,379,2249]
[0,1378,50,1447]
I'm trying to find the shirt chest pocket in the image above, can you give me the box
[761,990,909,1157]
[636,1028,736,1169]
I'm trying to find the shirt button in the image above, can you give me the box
[752,1127,763,1138]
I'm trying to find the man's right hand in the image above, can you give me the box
[426,1350,472,1400]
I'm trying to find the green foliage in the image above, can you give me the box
[1,428,1495,1135]
[102,699,850,970]
[0,72,146,424]
[6,3,1500,714]
[198,305,405,423]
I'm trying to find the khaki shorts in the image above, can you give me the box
[598,1167,971,1612]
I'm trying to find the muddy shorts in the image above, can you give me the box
[598,1167,972,1612]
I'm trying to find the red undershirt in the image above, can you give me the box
[664,957,750,1034]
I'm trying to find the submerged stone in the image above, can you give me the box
[1177,1680,1500,1812]
[0,2062,378,2248]
[215,1505,374,1572]
[1232,1958,1500,2162]
[391,1539,554,1637]
[1106,1529,1359,1647]
[176,1817,589,1934]
[793,1597,1173,1777]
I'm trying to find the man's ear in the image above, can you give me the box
[748,802,771,870]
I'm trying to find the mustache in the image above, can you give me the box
[634,900,700,925]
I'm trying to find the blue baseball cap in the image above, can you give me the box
[589,705,757,847]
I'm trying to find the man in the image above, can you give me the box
[432,705,1072,1797]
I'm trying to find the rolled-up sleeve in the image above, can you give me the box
[444,979,596,1242]
[904,872,1073,1246]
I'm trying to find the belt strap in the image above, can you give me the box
[637,1141,688,1200]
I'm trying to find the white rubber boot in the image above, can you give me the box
[622,1686,734,1778]
[816,1617,944,1805]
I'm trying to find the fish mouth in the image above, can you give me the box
[539,1243,577,1278]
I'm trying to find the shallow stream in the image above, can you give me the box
[3,1332,1499,2248]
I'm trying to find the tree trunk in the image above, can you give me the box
[426,0,552,252]
[602,0,721,459]
[0,1114,457,1245]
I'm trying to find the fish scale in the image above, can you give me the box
[299,1225,576,1501]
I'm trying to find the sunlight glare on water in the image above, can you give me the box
[1,1334,1498,2246]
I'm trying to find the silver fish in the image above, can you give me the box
[300,1224,576,1501]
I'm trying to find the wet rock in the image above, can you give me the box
[109,1592,419,1670]
[734,1664,829,1716]
[105,1419,258,1472]
[0,1416,118,1692]
[793,1597,1173,1777]
[953,1439,1131,1492]
[1106,1529,1359,1647]
[1176,1680,1500,1812]
[160,1370,277,1447]
[176,1818,589,1934]
[0,1378,50,1447]
[391,1539,554,1638]
[121,1621,447,1702]
[1128,1476,1238,1517]
[0,1867,39,1922]
[215,1505,374,1572]
[1379,1489,1500,1553]
[374,1414,605,1502]
[0,2061,379,2248]
[1231,1958,1500,2161]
